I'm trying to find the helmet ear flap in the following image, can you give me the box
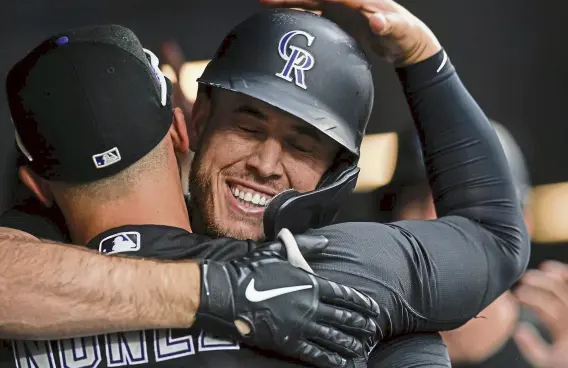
[318,150,357,188]
[263,165,360,240]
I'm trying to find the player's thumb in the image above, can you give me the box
[513,322,551,368]
[293,234,329,258]
[277,229,327,273]
[368,12,393,36]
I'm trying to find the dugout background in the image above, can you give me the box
[0,0,567,265]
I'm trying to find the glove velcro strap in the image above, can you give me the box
[194,261,238,335]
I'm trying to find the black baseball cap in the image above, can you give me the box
[6,24,173,183]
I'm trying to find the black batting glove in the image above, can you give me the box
[195,250,380,368]
[256,233,330,258]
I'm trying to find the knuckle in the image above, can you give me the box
[297,340,313,356]
[351,339,365,356]
[367,318,378,335]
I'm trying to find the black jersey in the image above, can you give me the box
[1,224,450,368]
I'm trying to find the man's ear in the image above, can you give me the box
[189,93,212,152]
[19,167,54,207]
[169,107,190,154]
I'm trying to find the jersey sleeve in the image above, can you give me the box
[306,219,508,337]
[369,333,450,368]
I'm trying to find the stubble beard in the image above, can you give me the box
[188,152,265,241]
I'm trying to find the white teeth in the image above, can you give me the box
[229,185,272,207]
[252,193,260,204]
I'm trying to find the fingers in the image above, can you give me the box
[292,340,348,368]
[522,269,568,307]
[294,234,329,257]
[515,269,568,337]
[304,320,365,358]
[513,322,551,368]
[368,11,407,37]
[260,0,394,14]
[315,303,376,341]
[318,279,380,319]
[540,260,568,282]
[260,0,324,10]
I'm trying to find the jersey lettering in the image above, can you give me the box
[57,337,101,368]
[104,331,148,367]
[13,341,56,368]
[9,329,239,367]
[198,331,240,352]
[153,329,194,362]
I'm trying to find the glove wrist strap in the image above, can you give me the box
[195,261,238,335]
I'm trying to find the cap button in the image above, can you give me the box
[55,36,69,45]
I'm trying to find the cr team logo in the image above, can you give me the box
[275,30,316,90]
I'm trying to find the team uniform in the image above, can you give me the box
[0,9,529,368]
[0,224,448,368]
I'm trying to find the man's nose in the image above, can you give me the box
[246,138,284,179]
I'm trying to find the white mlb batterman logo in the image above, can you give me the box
[99,231,141,255]
[92,147,121,169]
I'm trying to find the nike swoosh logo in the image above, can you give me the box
[436,51,448,73]
[245,279,313,302]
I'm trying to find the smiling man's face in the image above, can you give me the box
[188,89,340,240]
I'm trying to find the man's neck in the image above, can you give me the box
[59,181,192,245]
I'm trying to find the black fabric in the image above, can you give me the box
[0,186,69,242]
[6,24,173,183]
[0,224,443,368]
[369,333,450,368]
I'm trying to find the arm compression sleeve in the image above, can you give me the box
[303,49,529,337]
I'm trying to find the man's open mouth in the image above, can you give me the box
[228,184,273,208]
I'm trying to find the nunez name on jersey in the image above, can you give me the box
[4,329,241,368]
[2,328,306,368]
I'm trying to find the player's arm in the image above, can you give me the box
[0,226,200,340]
[305,49,529,338]
[368,333,451,368]
[0,224,379,368]
[393,49,529,325]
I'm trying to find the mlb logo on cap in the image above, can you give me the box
[99,231,141,255]
[92,147,121,169]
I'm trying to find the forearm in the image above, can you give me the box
[0,228,200,340]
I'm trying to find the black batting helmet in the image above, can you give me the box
[197,9,374,239]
